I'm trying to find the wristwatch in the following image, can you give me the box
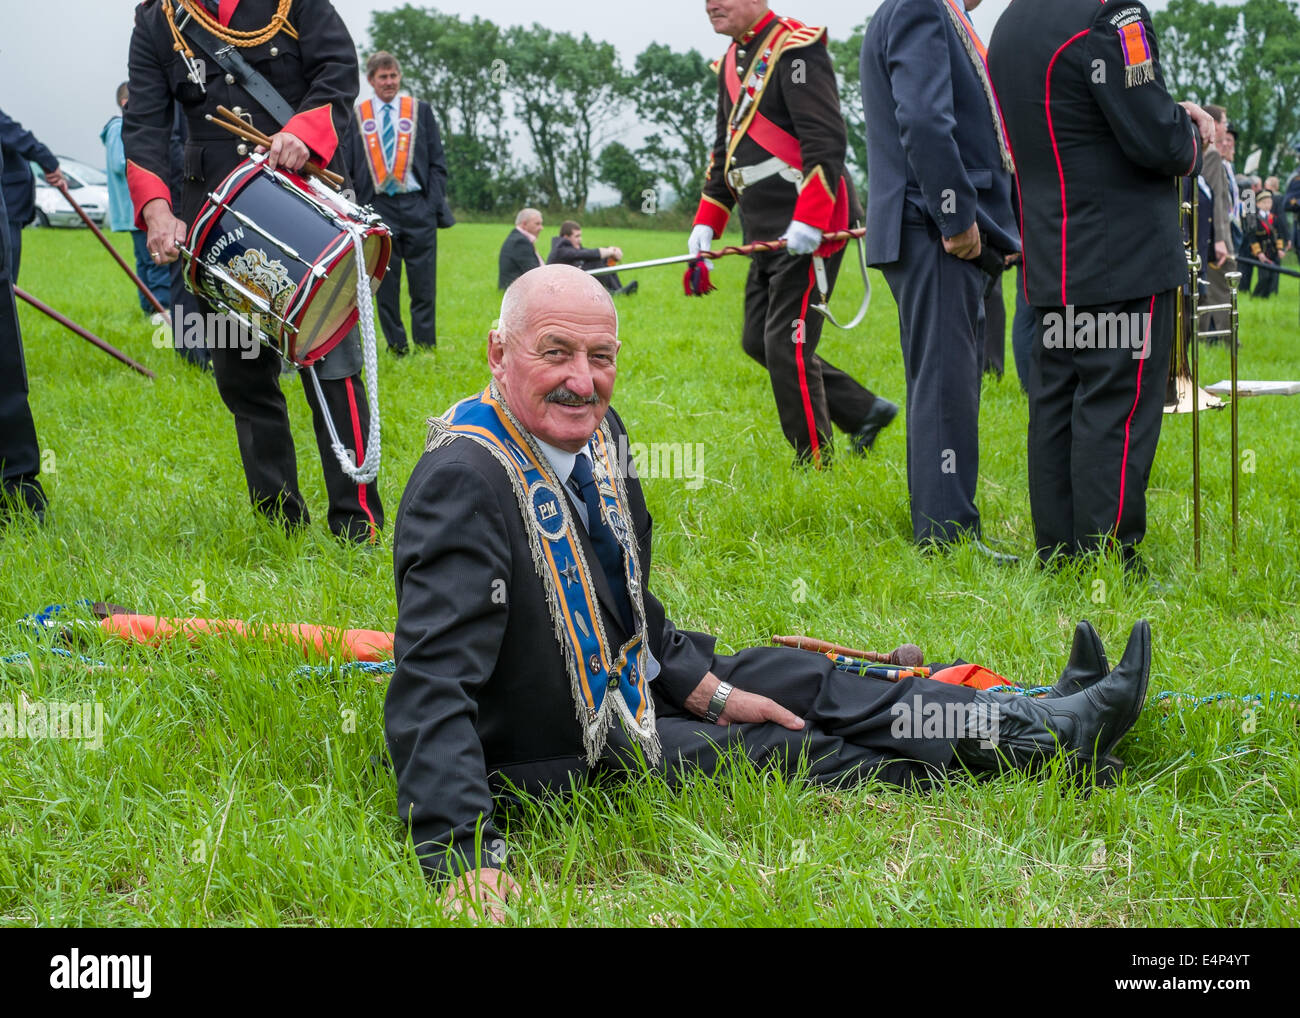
[703,681,734,724]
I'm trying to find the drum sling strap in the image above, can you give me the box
[174,6,296,125]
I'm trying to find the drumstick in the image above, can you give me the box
[206,108,344,188]
[771,635,925,667]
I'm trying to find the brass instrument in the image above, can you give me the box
[1170,179,1242,568]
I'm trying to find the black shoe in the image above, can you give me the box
[389,345,409,357]
[922,535,1020,566]
[616,280,638,296]
[1046,621,1109,698]
[954,619,1151,781]
[1,479,48,529]
[973,539,1020,566]
[850,398,898,454]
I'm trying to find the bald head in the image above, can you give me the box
[495,264,617,348]
[489,265,621,452]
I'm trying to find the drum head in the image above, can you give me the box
[291,229,391,365]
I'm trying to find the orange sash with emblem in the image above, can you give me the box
[356,96,418,193]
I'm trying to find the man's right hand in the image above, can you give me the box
[688,224,714,258]
[943,222,981,260]
[142,198,187,265]
[443,867,520,923]
[684,671,804,731]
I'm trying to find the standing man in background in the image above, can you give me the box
[989,0,1212,570]
[691,0,895,468]
[1200,105,1235,339]
[860,0,1021,560]
[346,51,449,356]
[102,83,171,317]
[0,107,63,283]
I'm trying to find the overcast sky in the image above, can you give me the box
[2,0,1180,167]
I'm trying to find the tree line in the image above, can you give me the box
[367,2,1300,217]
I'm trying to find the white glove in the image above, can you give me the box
[783,220,823,256]
[688,224,714,258]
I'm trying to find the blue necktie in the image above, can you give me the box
[381,104,398,195]
[569,453,634,633]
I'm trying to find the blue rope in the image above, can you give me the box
[290,660,395,678]
[17,600,97,636]
[1,646,109,668]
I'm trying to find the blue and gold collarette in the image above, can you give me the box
[427,384,659,765]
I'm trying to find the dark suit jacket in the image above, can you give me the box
[385,406,715,879]
[1202,146,1232,251]
[498,228,541,289]
[343,98,448,230]
[546,234,604,271]
[988,0,1201,306]
[0,109,58,227]
[860,0,1019,267]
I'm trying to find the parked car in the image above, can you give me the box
[30,157,109,228]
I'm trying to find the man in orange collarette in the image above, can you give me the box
[690,1,896,468]
[346,52,449,356]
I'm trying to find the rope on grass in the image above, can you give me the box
[290,660,395,679]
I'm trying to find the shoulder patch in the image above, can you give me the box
[1115,17,1155,87]
[779,24,828,50]
[1104,4,1146,29]
[709,55,723,75]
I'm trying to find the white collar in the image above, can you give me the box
[534,436,593,488]
[372,92,405,109]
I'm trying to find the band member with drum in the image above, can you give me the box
[344,52,449,355]
[125,0,383,543]
[988,0,1213,569]
[691,0,894,468]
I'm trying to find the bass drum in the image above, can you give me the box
[184,155,391,365]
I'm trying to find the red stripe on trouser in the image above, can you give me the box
[796,262,821,463]
[345,378,378,540]
[1114,294,1156,535]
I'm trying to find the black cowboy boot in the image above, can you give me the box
[1045,620,1110,698]
[954,620,1150,782]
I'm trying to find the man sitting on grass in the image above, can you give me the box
[384,264,1152,920]
[546,220,637,295]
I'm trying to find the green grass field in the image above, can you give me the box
[2,220,1298,927]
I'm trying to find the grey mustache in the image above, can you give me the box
[545,386,598,406]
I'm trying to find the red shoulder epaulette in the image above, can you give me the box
[777,17,828,49]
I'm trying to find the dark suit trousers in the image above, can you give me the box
[881,210,985,544]
[7,220,21,284]
[208,328,383,541]
[982,274,1006,377]
[1,274,41,491]
[741,248,877,462]
[373,192,437,350]
[602,643,977,790]
[1027,291,1173,560]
